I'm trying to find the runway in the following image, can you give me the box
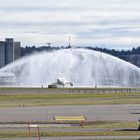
[0,104,140,122]
[0,136,140,140]
[0,87,139,95]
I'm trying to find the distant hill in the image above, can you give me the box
[21,46,140,68]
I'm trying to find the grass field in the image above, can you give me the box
[0,121,139,138]
[0,130,140,138]
[0,92,140,107]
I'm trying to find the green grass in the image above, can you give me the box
[0,130,140,138]
[0,92,140,107]
[0,92,125,99]
[0,121,139,138]
[84,121,138,128]
[0,92,139,99]
[0,121,137,128]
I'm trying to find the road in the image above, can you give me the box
[0,136,140,140]
[0,87,139,95]
[0,104,140,122]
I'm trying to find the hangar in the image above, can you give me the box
[0,72,16,85]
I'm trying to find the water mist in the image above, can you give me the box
[0,48,140,87]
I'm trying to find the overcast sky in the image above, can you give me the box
[0,0,140,49]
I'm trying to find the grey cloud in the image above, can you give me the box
[76,26,140,40]
[0,0,140,49]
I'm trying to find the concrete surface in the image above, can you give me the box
[0,104,140,122]
[0,87,139,95]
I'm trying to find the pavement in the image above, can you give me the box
[0,87,139,95]
[0,104,140,139]
[0,104,140,122]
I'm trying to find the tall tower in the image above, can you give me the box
[5,38,14,65]
[5,38,21,65]
[14,42,21,60]
[0,41,6,68]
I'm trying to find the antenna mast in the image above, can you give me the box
[68,36,71,48]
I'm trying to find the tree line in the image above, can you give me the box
[21,45,140,57]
